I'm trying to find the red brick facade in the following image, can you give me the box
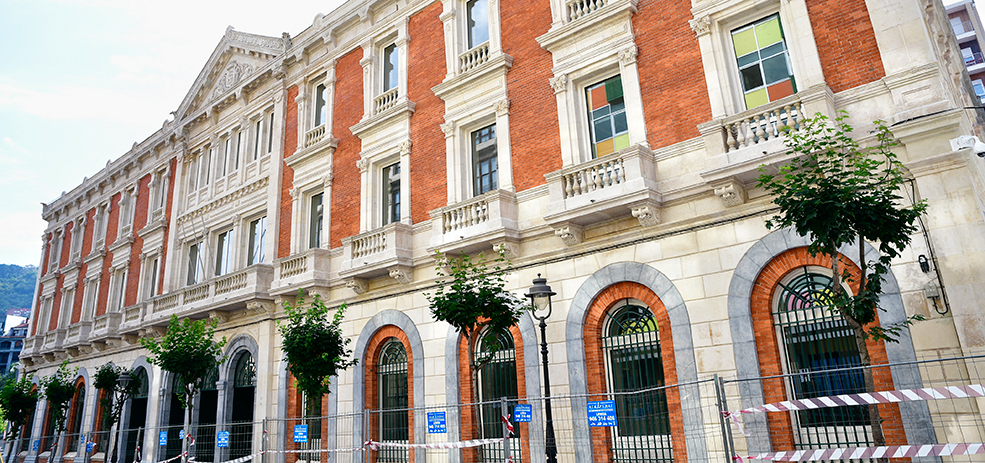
[408,2,448,223]
[804,0,886,93]
[279,85,299,259]
[330,49,365,249]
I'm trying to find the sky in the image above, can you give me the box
[0,0,347,266]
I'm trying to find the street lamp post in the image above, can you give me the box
[110,371,132,463]
[525,274,558,463]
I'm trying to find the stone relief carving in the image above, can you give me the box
[689,16,711,36]
[631,204,659,227]
[212,61,255,101]
[346,278,368,295]
[440,121,456,137]
[389,268,412,285]
[618,45,638,66]
[399,140,413,155]
[714,182,746,207]
[495,98,511,116]
[550,74,568,93]
[356,157,370,172]
[554,225,583,246]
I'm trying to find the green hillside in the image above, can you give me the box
[0,264,37,312]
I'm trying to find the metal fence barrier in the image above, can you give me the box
[5,354,985,463]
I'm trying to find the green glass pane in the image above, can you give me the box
[594,116,613,141]
[613,111,628,134]
[744,87,769,109]
[613,133,630,151]
[604,76,623,101]
[732,27,757,57]
[761,41,786,59]
[737,51,759,68]
[755,16,783,47]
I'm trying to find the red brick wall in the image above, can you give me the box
[501,0,560,192]
[456,326,530,463]
[96,193,122,317]
[582,282,685,463]
[124,174,152,307]
[750,247,905,449]
[330,49,364,249]
[633,0,712,148]
[280,86,299,259]
[408,2,448,223]
[364,326,415,463]
[72,207,97,324]
[805,0,885,93]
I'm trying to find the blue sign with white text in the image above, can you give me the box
[32,440,39,451]
[159,431,168,446]
[179,429,185,439]
[587,400,617,427]
[294,424,308,443]
[427,412,447,433]
[514,404,532,423]
[217,431,230,448]
[86,442,94,453]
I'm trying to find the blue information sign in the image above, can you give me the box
[587,400,617,427]
[159,431,168,446]
[217,431,230,448]
[179,429,186,440]
[86,442,94,453]
[514,404,532,423]
[294,424,308,443]
[427,412,447,433]
[32,440,39,451]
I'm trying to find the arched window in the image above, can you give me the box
[477,329,521,463]
[165,375,184,459]
[602,300,671,462]
[377,339,408,463]
[67,383,85,452]
[124,368,149,463]
[196,367,220,463]
[773,267,869,447]
[231,352,257,460]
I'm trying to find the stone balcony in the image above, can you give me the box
[270,248,332,296]
[90,312,122,341]
[429,189,520,255]
[339,223,414,291]
[543,143,660,246]
[63,321,92,349]
[42,328,67,352]
[144,264,274,325]
[21,335,41,359]
[119,304,146,334]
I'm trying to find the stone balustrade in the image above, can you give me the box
[567,0,608,21]
[304,124,327,148]
[722,98,804,153]
[374,88,400,114]
[340,223,413,282]
[460,42,490,73]
[559,155,626,200]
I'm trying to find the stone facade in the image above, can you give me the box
[19,0,985,462]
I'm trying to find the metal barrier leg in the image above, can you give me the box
[501,398,510,463]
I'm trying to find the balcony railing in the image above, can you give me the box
[375,88,400,114]
[183,283,210,304]
[215,271,249,295]
[340,223,413,281]
[429,189,520,254]
[722,99,804,152]
[460,42,491,73]
[43,330,66,351]
[64,322,92,346]
[966,51,985,66]
[91,312,122,339]
[559,155,626,200]
[567,0,608,21]
[151,208,165,224]
[271,248,331,294]
[141,265,274,323]
[304,124,327,148]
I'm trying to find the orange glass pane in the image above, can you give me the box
[591,86,608,110]
[595,139,615,157]
[767,80,794,101]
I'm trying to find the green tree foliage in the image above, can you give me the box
[40,361,78,437]
[93,364,141,429]
[0,374,38,440]
[426,246,525,407]
[758,111,928,447]
[0,264,38,313]
[279,291,356,416]
[140,316,226,411]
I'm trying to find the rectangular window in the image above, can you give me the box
[732,15,796,110]
[382,163,401,225]
[472,124,498,195]
[309,193,323,250]
[199,150,212,187]
[314,83,328,127]
[248,217,266,265]
[218,139,230,177]
[267,111,275,153]
[215,230,234,276]
[467,0,489,49]
[253,119,263,161]
[383,43,399,91]
[586,76,628,157]
[111,269,126,311]
[83,279,98,320]
[233,131,242,171]
[147,257,159,299]
[187,241,204,286]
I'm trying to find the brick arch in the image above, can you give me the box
[365,327,415,463]
[64,376,87,457]
[727,228,935,453]
[565,262,704,462]
[455,325,530,463]
[583,282,685,463]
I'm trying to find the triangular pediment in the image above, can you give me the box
[174,27,287,122]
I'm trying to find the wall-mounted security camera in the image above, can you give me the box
[949,135,985,157]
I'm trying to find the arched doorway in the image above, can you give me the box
[230,351,256,460]
[376,339,408,463]
[66,381,86,454]
[124,368,149,463]
[196,367,219,462]
[165,375,184,459]
[476,329,521,463]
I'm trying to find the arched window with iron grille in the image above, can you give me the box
[602,300,671,463]
[231,352,257,460]
[67,383,85,452]
[477,329,521,463]
[772,267,871,448]
[124,367,149,463]
[195,366,220,462]
[377,339,409,463]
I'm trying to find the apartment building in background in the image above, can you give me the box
[17,0,985,462]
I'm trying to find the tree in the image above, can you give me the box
[0,373,38,461]
[757,111,927,447]
[279,291,356,419]
[39,361,77,463]
[140,316,226,462]
[94,364,141,463]
[426,247,525,440]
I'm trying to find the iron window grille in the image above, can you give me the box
[378,340,409,463]
[477,329,522,463]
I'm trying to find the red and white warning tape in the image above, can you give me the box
[734,384,985,414]
[364,437,506,451]
[266,447,366,454]
[152,452,187,463]
[742,442,985,461]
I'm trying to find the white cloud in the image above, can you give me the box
[0,211,46,266]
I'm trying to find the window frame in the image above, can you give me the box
[214,228,235,277]
[308,192,324,250]
[186,240,205,286]
[729,14,797,111]
[247,216,267,266]
[381,162,401,226]
[471,123,499,196]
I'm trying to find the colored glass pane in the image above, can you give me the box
[590,85,607,110]
[744,88,769,109]
[755,17,783,47]
[605,77,623,101]
[595,139,615,157]
[613,133,630,151]
[732,27,757,57]
[767,80,795,101]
